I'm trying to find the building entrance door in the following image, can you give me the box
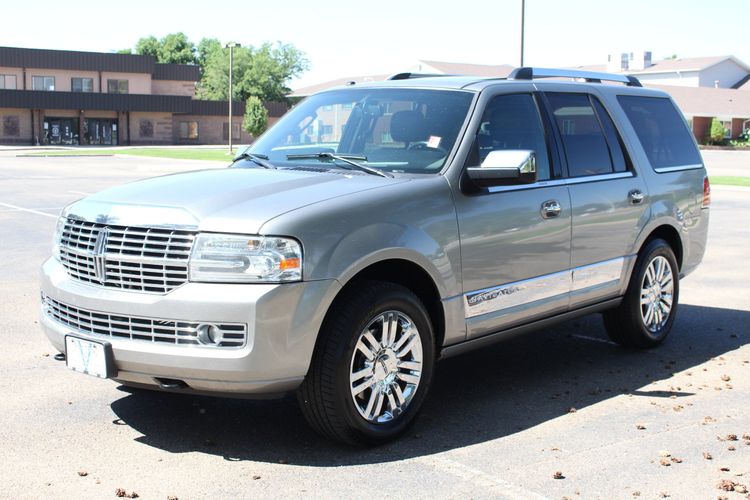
[83,119,118,145]
[43,118,79,145]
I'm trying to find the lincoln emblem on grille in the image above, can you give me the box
[91,227,110,283]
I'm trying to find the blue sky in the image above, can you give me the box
[2,0,749,88]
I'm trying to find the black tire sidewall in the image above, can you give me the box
[627,239,680,344]
[332,284,435,443]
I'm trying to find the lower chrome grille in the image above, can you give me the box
[43,296,247,348]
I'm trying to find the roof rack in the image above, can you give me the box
[508,67,642,87]
[387,72,453,80]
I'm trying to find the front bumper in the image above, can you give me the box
[40,258,340,396]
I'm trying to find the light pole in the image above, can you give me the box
[226,42,240,154]
[520,0,525,67]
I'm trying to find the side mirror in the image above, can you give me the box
[466,150,537,188]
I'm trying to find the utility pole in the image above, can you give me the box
[226,42,240,154]
[520,0,525,67]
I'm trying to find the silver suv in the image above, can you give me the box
[41,67,710,445]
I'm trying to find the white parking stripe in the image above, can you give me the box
[571,334,616,345]
[0,202,57,218]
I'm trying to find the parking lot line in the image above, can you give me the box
[0,202,57,218]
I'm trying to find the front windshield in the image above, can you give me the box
[245,88,474,173]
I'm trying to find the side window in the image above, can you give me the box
[476,94,551,181]
[546,93,616,177]
[617,95,702,169]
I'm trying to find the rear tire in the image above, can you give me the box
[297,281,435,445]
[603,238,679,348]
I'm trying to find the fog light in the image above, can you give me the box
[196,324,224,345]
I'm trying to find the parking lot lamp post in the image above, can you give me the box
[226,42,241,154]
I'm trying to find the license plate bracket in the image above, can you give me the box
[64,336,117,379]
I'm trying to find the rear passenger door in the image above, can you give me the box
[544,92,649,308]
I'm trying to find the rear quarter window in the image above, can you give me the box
[617,95,702,170]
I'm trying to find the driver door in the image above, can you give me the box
[453,92,572,338]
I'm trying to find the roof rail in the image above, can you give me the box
[387,72,453,81]
[509,67,642,87]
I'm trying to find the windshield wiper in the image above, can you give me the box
[232,152,277,169]
[286,152,392,178]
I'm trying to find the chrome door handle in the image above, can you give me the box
[541,200,562,218]
[629,189,644,204]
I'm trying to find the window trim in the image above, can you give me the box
[541,91,632,179]
[107,79,129,94]
[463,92,559,182]
[179,120,199,140]
[0,74,18,90]
[71,77,94,93]
[32,75,55,91]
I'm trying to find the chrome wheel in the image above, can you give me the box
[349,310,423,423]
[640,255,674,333]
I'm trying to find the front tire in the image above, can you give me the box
[603,238,679,348]
[297,281,435,445]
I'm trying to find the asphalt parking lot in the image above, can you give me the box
[1,149,748,499]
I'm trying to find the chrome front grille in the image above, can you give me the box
[59,218,195,293]
[43,296,247,348]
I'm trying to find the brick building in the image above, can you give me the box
[0,46,286,146]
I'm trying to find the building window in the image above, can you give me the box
[321,124,333,135]
[179,121,199,140]
[32,76,55,91]
[139,120,154,138]
[721,120,732,139]
[223,122,240,140]
[2,115,20,136]
[0,75,17,90]
[71,78,94,93]
[107,79,129,94]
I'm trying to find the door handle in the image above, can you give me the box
[629,189,645,204]
[541,200,562,218]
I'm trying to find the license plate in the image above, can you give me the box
[65,336,111,379]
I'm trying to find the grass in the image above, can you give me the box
[710,176,750,187]
[30,148,236,162]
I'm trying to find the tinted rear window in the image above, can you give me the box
[617,96,702,169]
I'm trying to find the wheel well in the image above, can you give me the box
[642,225,683,269]
[338,259,445,349]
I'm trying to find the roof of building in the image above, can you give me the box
[733,75,750,90]
[0,46,200,81]
[648,84,750,118]
[416,60,515,77]
[571,55,750,75]
[291,60,516,97]
[290,74,391,97]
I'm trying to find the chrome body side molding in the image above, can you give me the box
[463,257,626,319]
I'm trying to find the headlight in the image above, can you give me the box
[189,233,302,283]
[52,216,66,260]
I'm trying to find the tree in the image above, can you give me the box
[134,35,161,59]
[129,33,197,65]
[121,35,308,102]
[243,96,269,137]
[196,41,308,103]
[709,118,726,144]
[158,33,197,65]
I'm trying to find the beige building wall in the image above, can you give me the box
[0,67,24,89]
[25,68,99,92]
[129,112,173,144]
[0,108,31,143]
[101,72,151,94]
[173,115,253,145]
[152,80,195,97]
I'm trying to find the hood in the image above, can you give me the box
[64,167,410,234]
